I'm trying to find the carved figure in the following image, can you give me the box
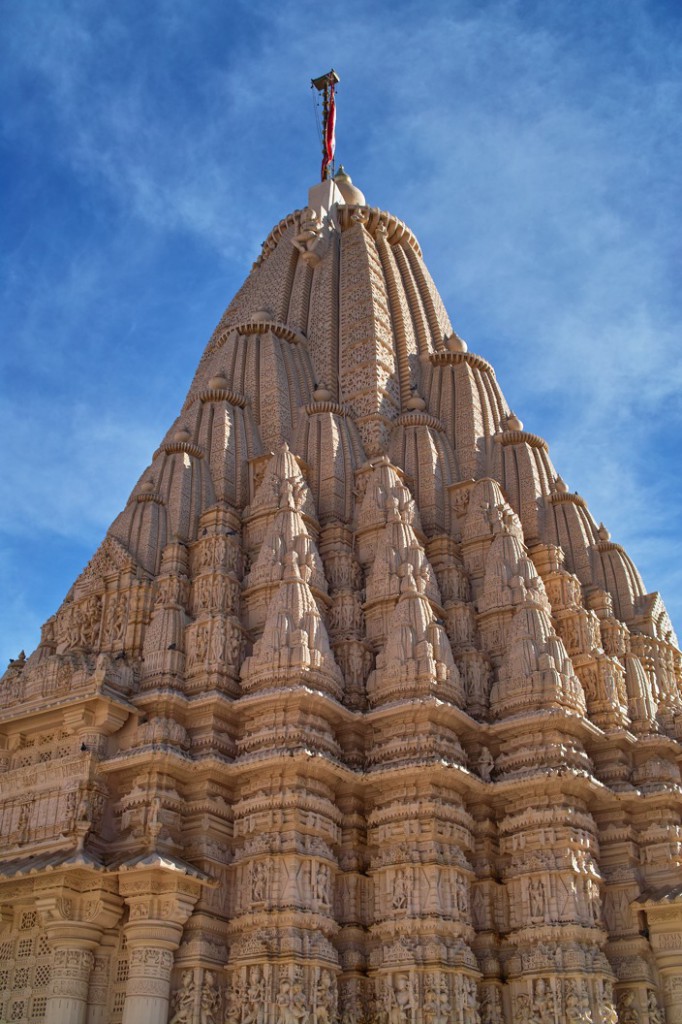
[392,868,409,909]
[169,970,196,1024]
[77,786,92,822]
[251,860,268,902]
[564,979,591,1024]
[423,981,439,1024]
[478,747,494,781]
[437,977,452,1023]
[276,976,308,1024]
[616,990,639,1024]
[388,973,415,1024]
[455,874,469,915]
[646,991,663,1024]
[314,861,330,905]
[314,969,336,1024]
[242,965,266,1024]
[529,979,554,1024]
[200,970,221,1024]
[462,976,479,1024]
[480,986,503,1024]
[529,877,546,920]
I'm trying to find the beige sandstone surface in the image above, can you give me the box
[1,170,681,1023]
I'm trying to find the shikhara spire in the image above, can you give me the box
[0,124,681,1023]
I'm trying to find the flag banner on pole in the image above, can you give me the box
[321,79,336,180]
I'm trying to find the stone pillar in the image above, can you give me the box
[86,934,118,1024]
[643,903,682,1024]
[119,868,201,1024]
[35,881,122,1024]
[48,947,95,1024]
[124,945,176,1024]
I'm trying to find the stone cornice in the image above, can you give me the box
[155,440,205,459]
[304,400,349,417]
[229,319,306,344]
[429,349,495,375]
[254,208,304,267]
[395,411,447,431]
[548,490,588,507]
[495,429,549,450]
[198,387,247,406]
[337,204,423,255]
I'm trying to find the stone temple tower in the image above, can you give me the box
[1,166,682,1024]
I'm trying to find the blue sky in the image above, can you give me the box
[2,0,681,665]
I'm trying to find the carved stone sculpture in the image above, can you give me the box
[1,159,680,1024]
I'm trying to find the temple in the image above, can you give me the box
[1,163,681,1024]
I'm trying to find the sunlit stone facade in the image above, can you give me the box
[2,172,681,1024]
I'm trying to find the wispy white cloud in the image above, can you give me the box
[1,0,681,652]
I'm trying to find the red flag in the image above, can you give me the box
[321,80,336,180]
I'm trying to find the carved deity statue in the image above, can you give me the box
[392,868,410,909]
[314,861,331,905]
[478,747,494,781]
[529,877,546,920]
[251,860,268,902]
[423,981,439,1024]
[242,965,266,1024]
[646,991,663,1024]
[314,969,336,1024]
[387,973,415,1024]
[616,990,639,1024]
[480,985,503,1024]
[514,994,531,1024]
[529,979,555,1024]
[461,976,480,1024]
[564,979,591,1024]
[200,970,222,1024]
[169,970,196,1024]
[455,875,469,915]
[276,975,309,1024]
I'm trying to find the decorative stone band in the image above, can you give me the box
[396,411,447,432]
[495,429,549,450]
[337,204,422,255]
[51,947,95,1000]
[429,349,495,375]
[235,319,307,343]
[595,540,627,553]
[304,400,350,416]
[134,491,165,505]
[198,387,247,406]
[154,440,205,459]
[548,490,588,507]
[254,208,304,267]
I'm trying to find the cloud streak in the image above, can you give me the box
[1,0,681,663]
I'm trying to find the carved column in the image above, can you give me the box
[48,948,95,1024]
[119,869,202,1024]
[642,902,682,1024]
[35,881,122,1024]
[86,933,119,1024]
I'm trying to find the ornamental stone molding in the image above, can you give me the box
[1,167,682,1023]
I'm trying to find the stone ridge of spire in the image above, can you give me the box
[0,185,680,1024]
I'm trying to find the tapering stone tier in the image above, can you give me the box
[1,170,680,1024]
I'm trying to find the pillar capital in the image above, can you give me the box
[119,864,202,950]
[35,876,123,949]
